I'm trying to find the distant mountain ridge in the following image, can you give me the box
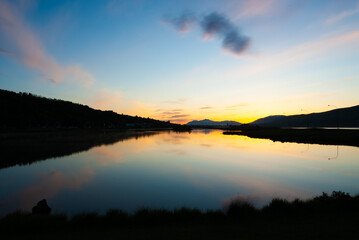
[251,105,359,127]
[186,119,241,126]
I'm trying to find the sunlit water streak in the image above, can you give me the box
[1,129,358,216]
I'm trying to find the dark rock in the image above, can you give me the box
[32,199,51,215]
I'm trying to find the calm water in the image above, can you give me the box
[1,129,359,216]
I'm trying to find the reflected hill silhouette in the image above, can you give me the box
[0,130,162,169]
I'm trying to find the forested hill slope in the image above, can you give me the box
[251,105,359,127]
[0,89,172,129]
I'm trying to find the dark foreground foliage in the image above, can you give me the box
[1,191,359,239]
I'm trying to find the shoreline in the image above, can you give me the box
[2,127,358,169]
[223,128,359,147]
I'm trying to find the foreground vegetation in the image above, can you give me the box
[224,128,359,147]
[1,191,358,239]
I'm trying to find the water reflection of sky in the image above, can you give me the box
[1,130,359,216]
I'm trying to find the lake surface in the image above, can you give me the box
[1,129,359,216]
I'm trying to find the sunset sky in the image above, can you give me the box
[0,0,359,123]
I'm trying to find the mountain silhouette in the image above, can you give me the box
[251,105,359,127]
[186,119,241,126]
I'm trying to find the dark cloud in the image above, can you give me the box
[223,31,250,55]
[164,11,251,56]
[200,12,250,55]
[0,47,14,55]
[163,12,196,33]
[200,12,233,37]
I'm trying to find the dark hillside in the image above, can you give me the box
[0,89,171,129]
[251,105,359,127]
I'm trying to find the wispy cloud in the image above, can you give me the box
[0,1,94,86]
[325,3,359,24]
[93,91,159,118]
[161,109,183,115]
[162,12,196,33]
[233,0,280,19]
[153,107,191,123]
[200,106,213,110]
[225,30,359,80]
[91,88,123,111]
[169,114,190,119]
[223,0,300,21]
[158,109,186,118]
[225,104,248,109]
[164,11,251,56]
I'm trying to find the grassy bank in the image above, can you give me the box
[223,128,359,147]
[1,191,359,239]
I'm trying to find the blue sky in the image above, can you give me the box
[1,0,359,123]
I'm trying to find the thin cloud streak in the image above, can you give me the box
[169,114,190,119]
[0,1,94,86]
[161,110,182,115]
[325,3,359,24]
[225,30,359,80]
[233,0,280,19]
[225,104,249,109]
[200,106,213,109]
[91,88,123,111]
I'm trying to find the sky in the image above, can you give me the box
[0,0,359,124]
